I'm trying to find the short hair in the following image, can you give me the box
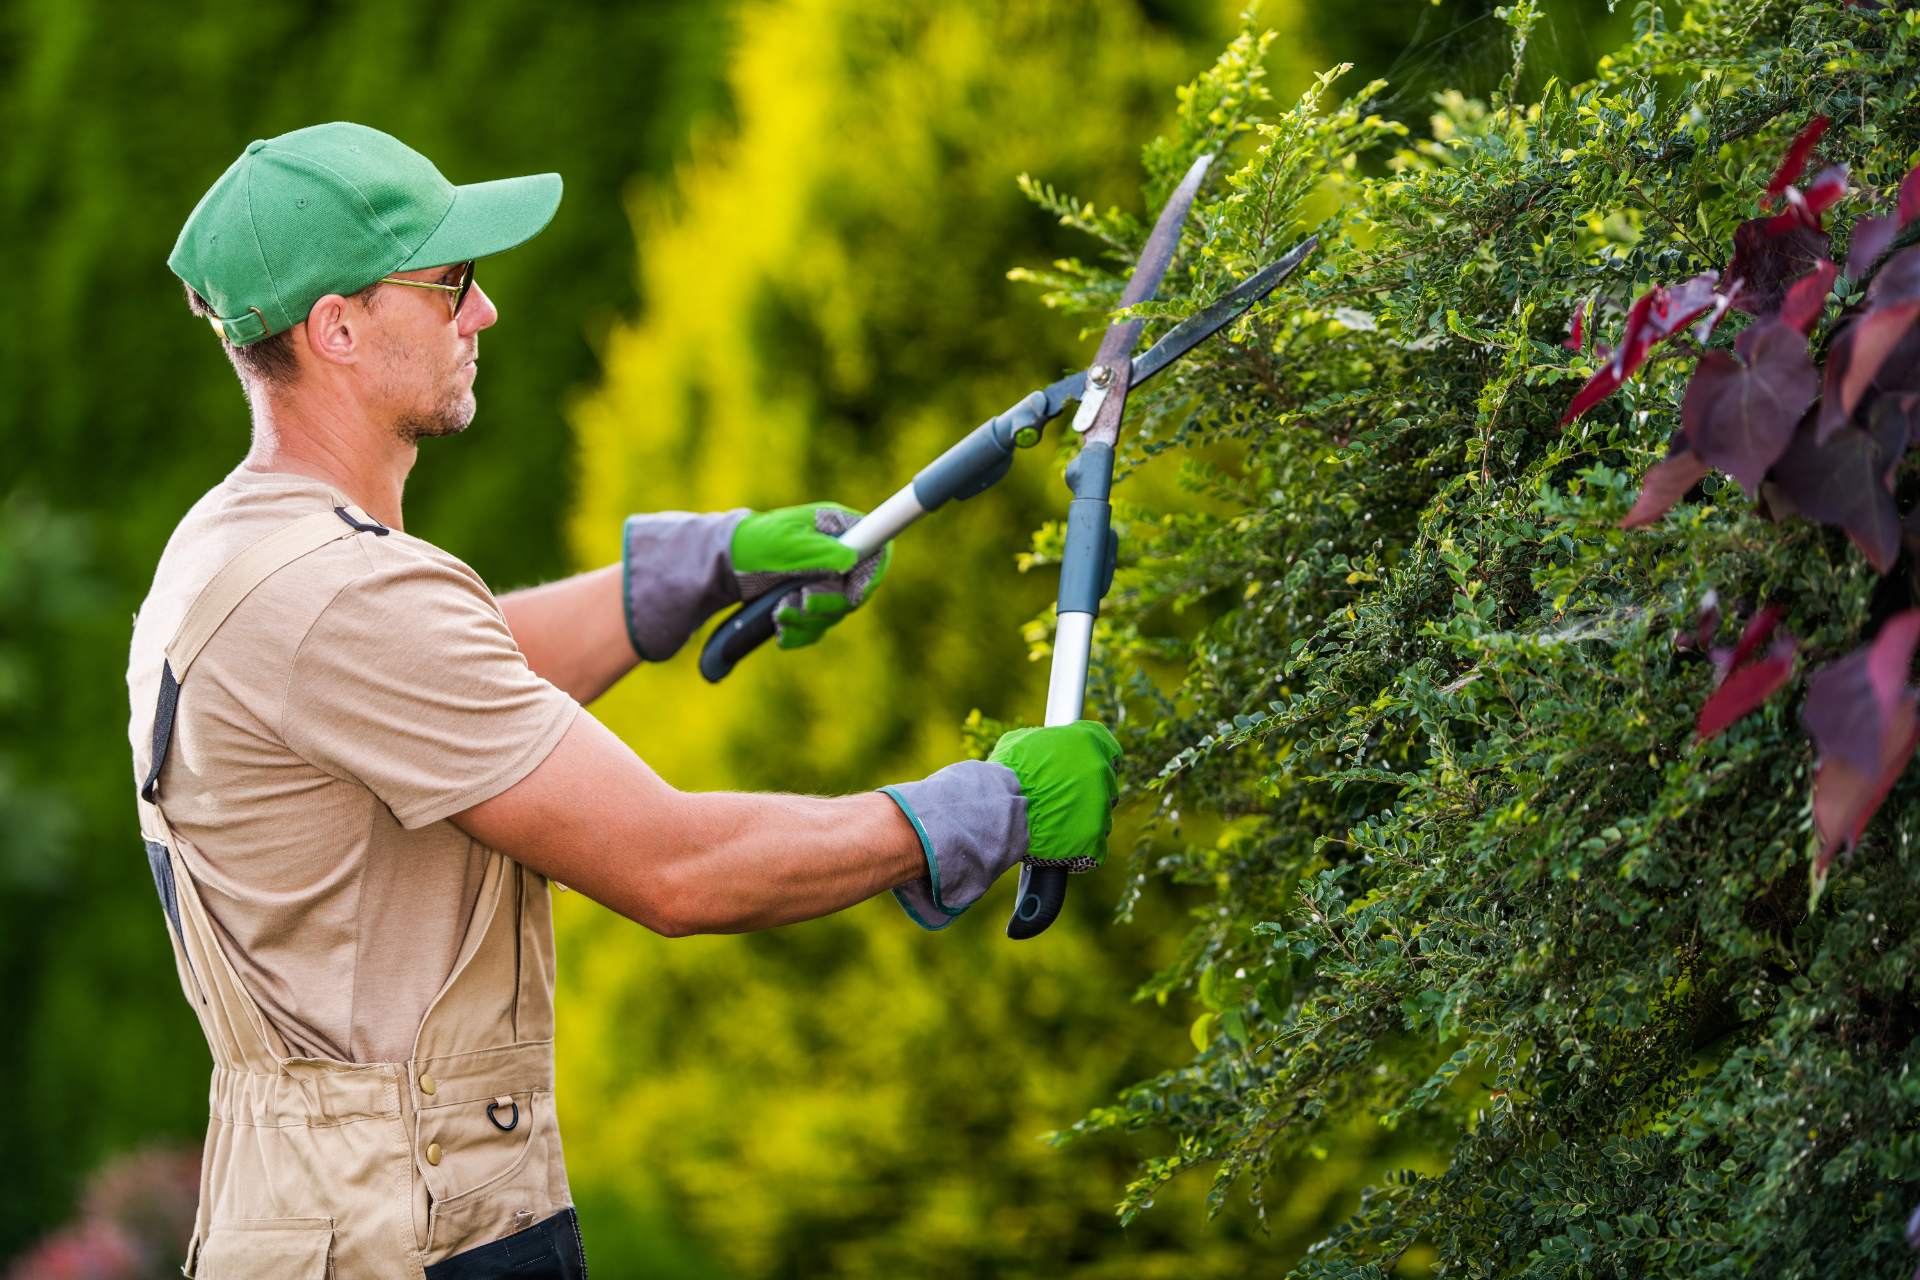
[182,281,381,389]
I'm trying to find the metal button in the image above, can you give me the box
[426,1142,442,1166]
[419,1073,436,1096]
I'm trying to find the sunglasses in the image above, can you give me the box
[375,260,475,318]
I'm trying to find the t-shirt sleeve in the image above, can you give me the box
[281,550,580,830]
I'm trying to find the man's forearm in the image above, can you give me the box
[499,564,637,704]
[662,790,927,934]
[501,511,747,703]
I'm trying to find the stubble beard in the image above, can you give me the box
[394,376,476,444]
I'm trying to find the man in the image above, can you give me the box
[128,122,1121,1279]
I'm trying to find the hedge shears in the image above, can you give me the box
[700,153,1316,939]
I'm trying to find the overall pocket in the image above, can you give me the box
[423,1089,569,1261]
[194,1216,334,1278]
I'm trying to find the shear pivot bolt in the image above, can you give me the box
[1088,364,1113,388]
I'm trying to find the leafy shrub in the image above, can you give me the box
[1029,2,1920,1274]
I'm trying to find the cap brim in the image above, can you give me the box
[396,171,562,269]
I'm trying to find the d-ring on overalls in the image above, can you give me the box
[135,506,581,1278]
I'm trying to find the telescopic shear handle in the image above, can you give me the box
[698,390,1057,684]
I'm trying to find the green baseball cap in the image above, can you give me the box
[169,121,562,345]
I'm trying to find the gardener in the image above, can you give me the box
[128,122,1120,1280]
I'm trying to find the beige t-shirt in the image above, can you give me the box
[126,467,579,1064]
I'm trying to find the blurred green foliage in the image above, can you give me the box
[0,0,732,1259]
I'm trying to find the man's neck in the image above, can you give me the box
[240,388,415,531]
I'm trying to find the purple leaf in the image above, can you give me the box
[1863,317,1920,400]
[1766,118,1829,202]
[1621,450,1711,528]
[1767,419,1904,571]
[1803,610,1920,870]
[1813,712,1918,876]
[1694,589,1722,652]
[1821,300,1920,434]
[1873,245,1920,305]
[1818,253,1920,435]
[1693,287,1738,344]
[1727,215,1832,316]
[1778,260,1837,335]
[1698,640,1797,740]
[1848,215,1899,280]
[1728,604,1786,673]
[1785,166,1850,227]
[1563,299,1588,351]
[1682,319,1819,495]
[1699,606,1796,741]
[1561,274,1719,424]
[1869,395,1914,485]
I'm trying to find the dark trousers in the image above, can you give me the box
[424,1209,587,1279]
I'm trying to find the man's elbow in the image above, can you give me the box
[619,886,701,939]
[615,866,716,939]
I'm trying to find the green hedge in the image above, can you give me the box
[1033,3,1920,1274]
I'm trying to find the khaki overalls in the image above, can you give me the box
[135,507,578,1278]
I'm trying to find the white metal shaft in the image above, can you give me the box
[837,484,927,556]
[1045,611,1094,726]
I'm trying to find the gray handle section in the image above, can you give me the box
[910,390,1046,512]
[1008,442,1119,941]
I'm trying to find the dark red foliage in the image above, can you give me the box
[1561,273,1719,424]
[1874,245,1920,305]
[1802,610,1920,873]
[1692,288,1736,344]
[1782,166,1850,230]
[1682,319,1819,495]
[1698,606,1798,741]
[1778,260,1837,334]
[1766,418,1904,571]
[1563,299,1588,351]
[1819,249,1920,435]
[1692,589,1722,652]
[1766,118,1828,202]
[1621,446,1710,528]
[1727,216,1831,316]
[1614,118,1920,882]
[1848,215,1899,280]
[1844,162,1920,279]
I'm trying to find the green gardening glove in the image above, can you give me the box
[730,502,893,649]
[990,720,1122,870]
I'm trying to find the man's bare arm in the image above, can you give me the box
[451,710,927,936]
[498,565,636,705]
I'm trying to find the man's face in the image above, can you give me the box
[364,263,499,443]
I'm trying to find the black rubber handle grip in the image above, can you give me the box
[699,591,785,683]
[1006,864,1068,939]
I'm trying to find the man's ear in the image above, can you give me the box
[302,294,359,367]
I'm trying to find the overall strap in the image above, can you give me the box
[142,504,387,804]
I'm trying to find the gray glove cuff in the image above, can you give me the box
[880,760,1029,931]
[622,509,750,661]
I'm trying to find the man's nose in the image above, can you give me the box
[460,281,499,335]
